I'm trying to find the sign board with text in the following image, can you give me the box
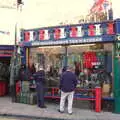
[21,20,115,47]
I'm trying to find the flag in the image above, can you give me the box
[39,29,49,40]
[24,31,30,42]
[77,26,82,37]
[54,28,66,39]
[44,29,49,40]
[29,31,34,41]
[90,0,112,13]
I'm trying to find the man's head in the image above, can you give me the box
[21,64,26,69]
[39,66,44,71]
[66,66,73,71]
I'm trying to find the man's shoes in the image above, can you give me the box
[68,112,73,115]
[58,109,64,113]
[39,106,47,108]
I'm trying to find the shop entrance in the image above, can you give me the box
[0,57,11,96]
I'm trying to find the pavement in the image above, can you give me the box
[0,97,120,120]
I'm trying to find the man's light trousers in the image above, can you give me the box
[60,91,74,114]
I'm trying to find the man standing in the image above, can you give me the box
[58,66,77,115]
[33,66,46,108]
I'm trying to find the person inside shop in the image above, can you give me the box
[74,61,81,77]
[18,64,31,81]
[62,66,67,73]
[29,63,36,75]
[33,65,47,108]
[29,63,36,87]
[79,68,91,88]
[58,66,77,115]
[58,66,67,76]
[48,65,54,77]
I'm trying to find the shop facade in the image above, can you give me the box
[0,45,14,96]
[20,19,120,113]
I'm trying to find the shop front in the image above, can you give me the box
[0,45,14,96]
[19,19,120,112]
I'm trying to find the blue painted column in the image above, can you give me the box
[20,47,26,65]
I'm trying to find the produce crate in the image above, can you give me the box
[21,81,30,93]
[16,92,37,105]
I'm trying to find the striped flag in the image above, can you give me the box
[39,29,49,40]
[24,31,30,42]
[54,28,66,39]
[44,29,49,40]
[29,31,34,41]
[77,26,82,37]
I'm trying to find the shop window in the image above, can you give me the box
[83,52,97,69]
[24,32,30,42]
[107,23,114,35]
[37,53,45,67]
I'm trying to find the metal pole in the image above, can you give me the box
[10,22,18,102]
[9,1,23,102]
[65,46,68,67]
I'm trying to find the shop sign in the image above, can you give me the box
[31,40,69,46]
[22,21,115,42]
[31,37,102,46]
[0,50,13,56]
[0,45,14,50]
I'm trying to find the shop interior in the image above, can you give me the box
[28,43,113,98]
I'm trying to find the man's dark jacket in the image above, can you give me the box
[33,70,45,84]
[59,71,77,92]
